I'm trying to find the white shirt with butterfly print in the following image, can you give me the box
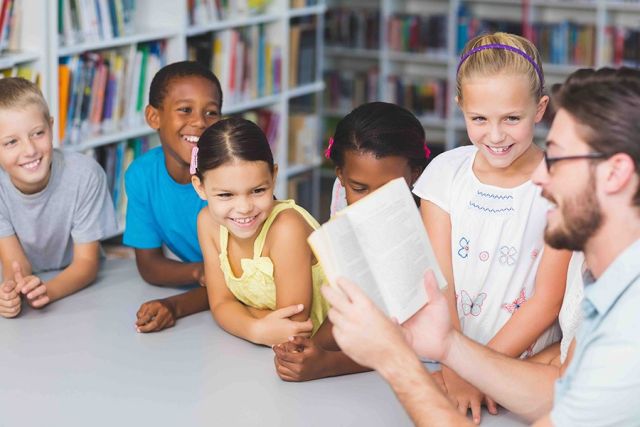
[413,145,561,357]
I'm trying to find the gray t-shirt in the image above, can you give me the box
[0,149,117,272]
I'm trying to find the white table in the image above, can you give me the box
[0,259,526,426]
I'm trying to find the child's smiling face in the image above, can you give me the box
[146,75,221,182]
[337,150,418,205]
[0,104,54,194]
[459,73,547,172]
[193,159,277,241]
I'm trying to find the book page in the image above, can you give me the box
[309,215,387,313]
[345,178,446,323]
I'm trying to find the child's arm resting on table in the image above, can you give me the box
[268,209,315,322]
[0,235,31,282]
[134,247,205,287]
[273,318,371,381]
[2,239,101,308]
[199,209,312,346]
[135,287,209,333]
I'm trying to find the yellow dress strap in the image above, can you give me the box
[219,224,229,255]
[252,200,299,258]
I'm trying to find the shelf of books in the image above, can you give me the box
[323,0,451,152]
[11,0,325,234]
[185,0,327,215]
[323,0,640,152]
[0,0,47,87]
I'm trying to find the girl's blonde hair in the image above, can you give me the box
[456,32,544,101]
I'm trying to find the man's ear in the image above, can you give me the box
[602,153,637,197]
[535,95,550,123]
[145,105,160,130]
[191,175,207,201]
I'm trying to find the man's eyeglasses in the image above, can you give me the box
[543,151,608,173]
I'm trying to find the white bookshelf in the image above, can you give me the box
[324,0,640,150]
[0,1,327,228]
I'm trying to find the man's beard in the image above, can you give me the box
[544,173,603,251]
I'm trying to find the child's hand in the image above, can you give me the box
[192,264,206,287]
[273,336,329,382]
[136,299,177,333]
[254,304,313,346]
[0,279,21,318]
[14,261,49,309]
[442,366,497,424]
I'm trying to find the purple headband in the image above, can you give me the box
[457,43,544,92]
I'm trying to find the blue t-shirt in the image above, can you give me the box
[123,147,206,262]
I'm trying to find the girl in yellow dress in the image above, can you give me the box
[191,117,328,346]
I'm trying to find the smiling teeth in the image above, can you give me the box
[489,145,511,153]
[489,146,510,153]
[183,135,199,143]
[22,159,40,170]
[232,216,256,224]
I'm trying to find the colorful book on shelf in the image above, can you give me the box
[326,7,380,50]
[89,59,109,133]
[194,24,280,105]
[93,138,140,230]
[60,41,165,145]
[58,64,72,141]
[136,43,149,115]
[0,0,14,52]
[289,23,301,88]
[290,17,316,87]
[96,0,114,40]
[288,113,319,166]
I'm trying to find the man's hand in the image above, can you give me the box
[321,277,410,372]
[402,270,454,362]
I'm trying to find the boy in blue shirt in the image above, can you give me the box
[124,61,222,332]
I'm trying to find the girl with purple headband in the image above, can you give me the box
[413,32,572,423]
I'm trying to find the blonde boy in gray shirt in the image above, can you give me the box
[0,78,116,318]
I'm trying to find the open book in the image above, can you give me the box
[309,178,446,323]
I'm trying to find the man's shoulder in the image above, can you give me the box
[609,274,640,328]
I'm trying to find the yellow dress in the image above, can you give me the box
[218,200,329,335]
